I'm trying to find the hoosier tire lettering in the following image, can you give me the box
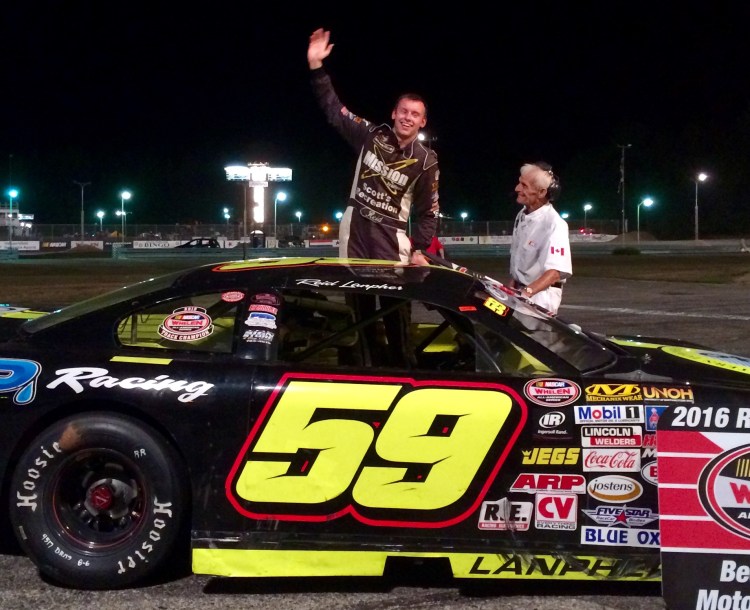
[9,412,188,590]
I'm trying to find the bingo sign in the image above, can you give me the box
[657,404,750,609]
[159,307,214,342]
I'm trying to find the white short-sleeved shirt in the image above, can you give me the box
[509,203,572,313]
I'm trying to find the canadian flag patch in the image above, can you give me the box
[551,247,565,255]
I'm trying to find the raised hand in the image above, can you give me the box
[307,28,333,69]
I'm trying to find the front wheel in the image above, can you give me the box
[10,412,188,589]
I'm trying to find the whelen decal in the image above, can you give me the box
[524,378,581,407]
[158,306,213,342]
[699,443,750,540]
[226,372,527,528]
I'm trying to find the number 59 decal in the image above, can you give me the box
[227,373,526,528]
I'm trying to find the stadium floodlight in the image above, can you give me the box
[224,163,292,241]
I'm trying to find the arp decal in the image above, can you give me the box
[226,373,526,527]
[524,378,581,407]
[0,358,42,405]
[698,443,750,540]
[158,307,214,342]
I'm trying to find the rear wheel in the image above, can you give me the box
[10,412,188,589]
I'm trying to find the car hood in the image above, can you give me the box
[608,334,750,388]
[0,306,49,342]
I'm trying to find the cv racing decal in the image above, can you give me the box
[0,358,42,405]
[227,372,527,527]
[525,378,580,407]
[158,306,213,342]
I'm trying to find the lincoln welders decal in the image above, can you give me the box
[226,372,526,527]
[699,443,750,539]
[524,378,580,407]
[158,306,214,342]
[0,358,41,405]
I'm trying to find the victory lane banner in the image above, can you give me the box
[657,404,750,609]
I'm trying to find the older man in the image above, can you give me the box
[508,162,572,315]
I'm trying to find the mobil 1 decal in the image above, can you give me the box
[658,404,750,610]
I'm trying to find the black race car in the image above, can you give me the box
[1,257,749,591]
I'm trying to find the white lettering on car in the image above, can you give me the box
[46,368,213,402]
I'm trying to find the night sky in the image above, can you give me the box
[3,3,750,238]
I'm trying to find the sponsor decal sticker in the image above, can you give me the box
[477,497,532,531]
[575,404,644,425]
[582,448,640,472]
[524,378,581,407]
[534,493,578,530]
[510,473,586,494]
[587,475,643,503]
[222,290,245,303]
[0,358,42,405]
[582,505,658,527]
[581,526,659,547]
[645,406,668,432]
[581,425,642,447]
[585,383,642,403]
[641,460,658,485]
[521,447,579,466]
[159,306,214,342]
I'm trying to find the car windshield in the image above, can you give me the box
[477,278,615,373]
[21,270,186,334]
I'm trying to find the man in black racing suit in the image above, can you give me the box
[307,28,440,265]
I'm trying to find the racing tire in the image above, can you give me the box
[9,412,189,590]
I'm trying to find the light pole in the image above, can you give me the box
[693,172,708,241]
[637,197,654,243]
[583,203,592,230]
[119,190,132,242]
[7,188,18,249]
[617,143,632,236]
[74,180,91,241]
[96,210,105,232]
[223,207,230,225]
[274,191,287,244]
[460,212,468,222]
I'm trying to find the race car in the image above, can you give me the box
[1,256,749,592]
